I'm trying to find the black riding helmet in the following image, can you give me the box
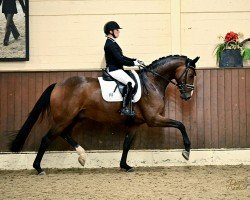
[104,21,122,35]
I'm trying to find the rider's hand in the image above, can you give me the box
[136,59,145,66]
[133,60,141,66]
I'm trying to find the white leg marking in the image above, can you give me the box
[75,146,87,166]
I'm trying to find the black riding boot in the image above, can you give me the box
[120,83,135,117]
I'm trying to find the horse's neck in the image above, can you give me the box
[153,64,176,89]
[141,69,170,96]
[142,61,182,95]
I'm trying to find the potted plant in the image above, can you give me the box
[214,31,250,67]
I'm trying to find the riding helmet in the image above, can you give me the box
[104,21,122,35]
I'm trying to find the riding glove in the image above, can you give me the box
[133,60,141,66]
[137,59,145,66]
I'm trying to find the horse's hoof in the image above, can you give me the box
[182,150,190,160]
[78,156,86,166]
[120,166,134,172]
[120,168,134,172]
[126,167,134,172]
[38,171,46,176]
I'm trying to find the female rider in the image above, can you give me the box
[103,21,143,116]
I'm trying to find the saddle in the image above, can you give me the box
[98,70,142,102]
[102,69,138,96]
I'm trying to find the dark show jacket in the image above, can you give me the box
[0,0,18,14]
[104,37,136,72]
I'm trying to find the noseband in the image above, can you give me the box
[139,59,196,93]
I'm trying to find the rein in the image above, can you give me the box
[139,64,177,86]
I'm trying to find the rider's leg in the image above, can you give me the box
[108,69,135,87]
[121,82,135,116]
[108,69,135,116]
[120,82,133,115]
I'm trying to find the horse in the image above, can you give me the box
[10,55,199,175]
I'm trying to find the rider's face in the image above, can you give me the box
[113,29,120,38]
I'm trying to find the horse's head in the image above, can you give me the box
[141,55,199,101]
[175,56,199,101]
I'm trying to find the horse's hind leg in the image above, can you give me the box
[33,129,59,175]
[60,122,87,166]
[120,131,136,172]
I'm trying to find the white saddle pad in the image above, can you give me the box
[98,70,142,102]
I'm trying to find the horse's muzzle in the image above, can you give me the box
[178,84,194,101]
[181,93,191,101]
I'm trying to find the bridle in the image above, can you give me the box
[175,60,196,93]
[139,58,196,93]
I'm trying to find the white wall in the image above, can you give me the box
[0,0,249,71]
[181,0,250,68]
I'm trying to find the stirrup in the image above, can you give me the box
[120,107,135,117]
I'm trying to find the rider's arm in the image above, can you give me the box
[123,56,136,62]
[108,44,135,66]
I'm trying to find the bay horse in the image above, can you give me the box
[10,55,199,175]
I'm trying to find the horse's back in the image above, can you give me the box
[59,75,95,86]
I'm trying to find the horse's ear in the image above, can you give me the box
[193,56,200,64]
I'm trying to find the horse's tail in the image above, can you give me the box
[10,83,56,152]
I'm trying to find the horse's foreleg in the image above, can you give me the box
[164,119,191,160]
[147,117,191,160]
[120,131,136,172]
[33,129,58,175]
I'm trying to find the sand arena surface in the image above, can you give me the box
[0,165,249,200]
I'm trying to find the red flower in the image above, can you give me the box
[224,31,239,43]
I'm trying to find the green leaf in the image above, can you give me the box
[214,43,226,63]
[243,48,250,60]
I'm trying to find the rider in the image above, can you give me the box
[103,21,143,117]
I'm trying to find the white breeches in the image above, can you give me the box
[108,69,135,87]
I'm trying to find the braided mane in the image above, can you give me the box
[147,55,187,70]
